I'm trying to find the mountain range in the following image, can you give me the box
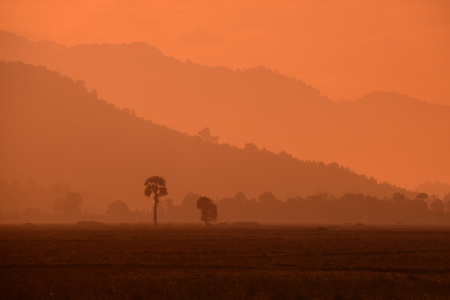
[1,31,449,190]
[0,61,411,212]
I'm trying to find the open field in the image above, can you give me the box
[1,223,449,299]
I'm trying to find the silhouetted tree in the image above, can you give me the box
[244,142,259,151]
[107,200,131,220]
[197,127,219,143]
[415,192,428,202]
[392,192,407,205]
[197,197,218,225]
[144,176,168,225]
[258,191,278,205]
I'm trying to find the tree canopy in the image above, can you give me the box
[197,196,218,225]
[144,176,168,225]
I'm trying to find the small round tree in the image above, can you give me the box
[196,196,218,225]
[144,176,168,225]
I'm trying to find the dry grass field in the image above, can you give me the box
[1,223,449,299]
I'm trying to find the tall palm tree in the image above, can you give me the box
[144,176,168,225]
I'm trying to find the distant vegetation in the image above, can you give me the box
[1,180,449,224]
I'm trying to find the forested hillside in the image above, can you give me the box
[1,31,449,188]
[0,61,409,212]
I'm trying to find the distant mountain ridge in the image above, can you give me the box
[0,61,411,211]
[415,182,450,199]
[0,31,449,188]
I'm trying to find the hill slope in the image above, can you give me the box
[0,61,409,211]
[1,31,449,188]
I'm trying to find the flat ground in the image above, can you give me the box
[0,223,449,299]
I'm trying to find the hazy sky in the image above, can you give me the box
[1,0,449,105]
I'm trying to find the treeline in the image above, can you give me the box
[1,181,449,224]
[166,191,450,224]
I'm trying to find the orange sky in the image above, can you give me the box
[1,0,449,105]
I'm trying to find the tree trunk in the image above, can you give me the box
[153,195,158,225]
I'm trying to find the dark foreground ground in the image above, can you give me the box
[0,223,449,299]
